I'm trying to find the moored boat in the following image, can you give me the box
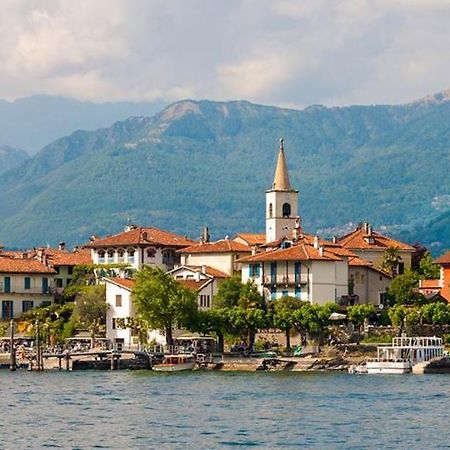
[366,336,443,374]
[153,354,196,372]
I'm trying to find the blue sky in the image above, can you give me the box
[1,0,450,107]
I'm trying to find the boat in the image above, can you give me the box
[152,354,196,372]
[366,336,444,374]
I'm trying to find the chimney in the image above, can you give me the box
[314,235,320,249]
[201,265,207,274]
[367,225,372,236]
[332,236,337,244]
[59,241,65,251]
[319,246,324,257]
[363,222,369,233]
[251,246,257,256]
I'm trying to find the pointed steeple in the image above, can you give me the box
[272,138,292,190]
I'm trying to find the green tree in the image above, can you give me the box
[192,308,229,352]
[388,305,408,336]
[381,246,402,277]
[272,296,304,349]
[387,270,422,305]
[418,253,440,279]
[132,266,198,345]
[347,304,376,332]
[213,275,243,308]
[72,285,107,348]
[227,306,267,350]
[421,303,450,326]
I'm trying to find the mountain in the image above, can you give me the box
[0,145,29,174]
[0,95,449,252]
[0,95,167,154]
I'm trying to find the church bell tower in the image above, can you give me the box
[265,138,299,243]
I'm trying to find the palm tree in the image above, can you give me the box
[381,246,402,277]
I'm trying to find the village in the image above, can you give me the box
[1,139,449,373]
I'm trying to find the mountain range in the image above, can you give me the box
[0,145,29,174]
[0,93,449,254]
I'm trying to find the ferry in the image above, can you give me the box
[152,354,196,372]
[366,336,443,374]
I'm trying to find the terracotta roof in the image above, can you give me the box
[106,277,135,291]
[179,239,251,254]
[86,226,195,249]
[38,248,92,266]
[337,224,415,251]
[419,279,441,289]
[0,257,56,274]
[239,242,342,263]
[234,233,266,246]
[182,265,229,278]
[177,279,211,292]
[348,256,392,277]
[436,250,450,265]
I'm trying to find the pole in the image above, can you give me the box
[9,319,16,371]
[35,319,41,371]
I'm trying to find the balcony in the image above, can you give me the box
[263,274,309,285]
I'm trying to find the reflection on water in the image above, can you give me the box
[0,371,450,449]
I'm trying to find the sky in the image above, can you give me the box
[1,0,450,108]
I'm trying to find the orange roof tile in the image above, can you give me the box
[419,279,441,289]
[0,257,56,274]
[240,242,342,263]
[177,279,211,292]
[182,265,229,278]
[106,277,135,290]
[86,226,195,249]
[234,233,266,246]
[179,239,251,254]
[436,250,450,265]
[337,225,415,251]
[39,248,92,266]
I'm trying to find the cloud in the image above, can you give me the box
[0,0,449,106]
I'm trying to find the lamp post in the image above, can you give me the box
[9,319,16,371]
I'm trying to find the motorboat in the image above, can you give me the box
[152,354,196,372]
[366,336,443,374]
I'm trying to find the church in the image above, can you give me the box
[239,139,391,306]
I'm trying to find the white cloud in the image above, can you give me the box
[0,0,449,106]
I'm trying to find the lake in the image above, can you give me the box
[0,370,449,449]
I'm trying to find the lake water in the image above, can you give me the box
[1,370,449,449]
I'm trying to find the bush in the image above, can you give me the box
[361,333,394,344]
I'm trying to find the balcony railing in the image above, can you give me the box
[263,274,309,285]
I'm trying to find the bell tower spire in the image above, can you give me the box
[265,138,299,243]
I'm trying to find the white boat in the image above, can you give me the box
[366,336,444,374]
[153,354,196,372]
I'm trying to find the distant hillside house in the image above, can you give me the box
[86,224,196,272]
[178,239,251,276]
[0,256,55,319]
[169,265,229,309]
[436,250,450,302]
[337,222,415,273]
[234,233,266,248]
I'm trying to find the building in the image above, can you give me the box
[234,233,266,248]
[0,256,56,319]
[179,239,251,276]
[240,239,348,305]
[436,250,450,302]
[265,138,299,243]
[348,256,391,306]
[35,244,92,296]
[86,224,196,271]
[337,223,415,273]
[169,265,229,309]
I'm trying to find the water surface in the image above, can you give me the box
[1,370,449,449]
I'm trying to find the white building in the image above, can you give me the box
[0,256,56,319]
[86,224,196,272]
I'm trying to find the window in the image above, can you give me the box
[42,277,49,294]
[107,250,115,263]
[24,277,31,290]
[22,301,34,313]
[282,203,291,217]
[41,301,51,307]
[116,295,122,307]
[68,266,73,275]
[268,203,273,218]
[270,286,277,300]
[398,262,405,275]
[294,262,301,283]
[127,249,135,264]
[270,262,277,284]
[56,278,63,288]
[4,276,11,293]
[200,295,210,308]
[55,266,60,274]
[66,279,72,286]
[295,286,301,298]
[249,264,260,278]
[2,301,13,319]
[98,250,105,263]
[112,318,117,330]
[146,248,156,258]
[117,249,125,263]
